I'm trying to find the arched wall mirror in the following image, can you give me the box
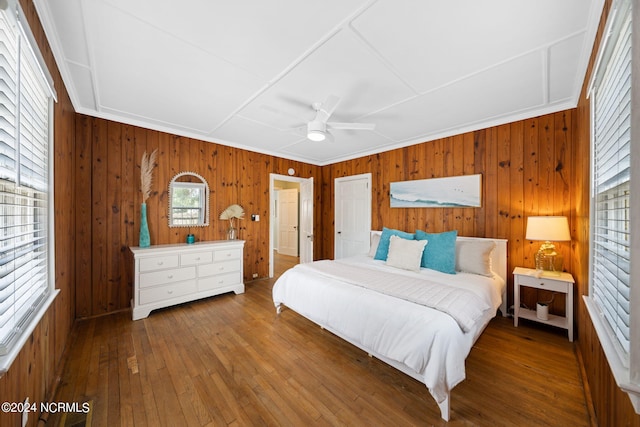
[168,172,210,227]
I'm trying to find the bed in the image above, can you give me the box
[272,230,508,421]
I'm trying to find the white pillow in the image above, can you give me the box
[455,240,496,277]
[386,235,427,271]
[368,233,381,257]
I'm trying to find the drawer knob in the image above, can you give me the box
[167,290,173,294]
[195,257,200,261]
[168,275,173,279]
[157,261,163,265]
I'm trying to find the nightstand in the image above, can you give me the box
[513,267,575,341]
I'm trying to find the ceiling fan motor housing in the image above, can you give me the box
[307,121,326,133]
[307,121,327,141]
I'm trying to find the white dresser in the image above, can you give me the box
[130,240,245,320]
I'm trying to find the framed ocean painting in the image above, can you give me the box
[390,174,482,208]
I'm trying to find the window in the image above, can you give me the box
[0,0,57,375]
[170,182,206,226]
[586,0,639,412]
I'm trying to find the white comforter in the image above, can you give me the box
[272,256,505,404]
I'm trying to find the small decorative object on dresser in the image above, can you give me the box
[513,266,575,341]
[130,240,245,320]
[220,204,244,240]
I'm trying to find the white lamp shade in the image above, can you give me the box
[525,216,571,241]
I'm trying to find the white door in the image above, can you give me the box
[278,188,299,256]
[299,178,314,264]
[335,173,372,259]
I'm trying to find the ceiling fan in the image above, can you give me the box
[279,95,375,142]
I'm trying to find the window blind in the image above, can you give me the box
[592,6,632,354]
[0,5,51,356]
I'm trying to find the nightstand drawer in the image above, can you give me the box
[516,274,569,293]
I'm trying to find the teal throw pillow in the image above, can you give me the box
[374,227,415,261]
[415,229,458,274]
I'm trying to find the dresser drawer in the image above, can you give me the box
[199,272,241,291]
[140,266,196,288]
[139,255,179,272]
[199,259,241,277]
[213,248,242,262]
[517,274,569,293]
[139,280,197,305]
[181,251,213,266]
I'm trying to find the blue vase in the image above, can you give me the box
[139,203,150,247]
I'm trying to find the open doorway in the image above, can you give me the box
[269,173,313,278]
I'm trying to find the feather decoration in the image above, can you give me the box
[219,204,245,220]
[140,149,158,203]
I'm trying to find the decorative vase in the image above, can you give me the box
[227,218,237,240]
[139,203,151,247]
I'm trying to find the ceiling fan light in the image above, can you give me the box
[307,130,326,141]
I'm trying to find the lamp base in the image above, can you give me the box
[535,251,563,276]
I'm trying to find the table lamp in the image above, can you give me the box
[525,216,571,275]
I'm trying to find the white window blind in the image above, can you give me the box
[591,0,632,356]
[0,2,53,359]
[587,0,640,412]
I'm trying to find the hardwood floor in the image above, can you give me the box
[46,267,592,426]
[273,250,299,276]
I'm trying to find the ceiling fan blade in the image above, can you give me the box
[324,131,335,143]
[289,125,307,137]
[315,95,341,123]
[260,105,306,125]
[327,122,376,131]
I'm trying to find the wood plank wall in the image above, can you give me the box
[75,108,578,319]
[73,116,323,317]
[320,110,576,314]
[0,1,76,427]
[574,0,640,425]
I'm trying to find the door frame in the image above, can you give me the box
[269,173,313,278]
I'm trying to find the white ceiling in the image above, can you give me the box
[34,0,604,166]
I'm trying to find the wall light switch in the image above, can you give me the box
[251,214,260,221]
